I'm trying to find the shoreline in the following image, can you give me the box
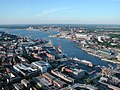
[54,36,120,64]
[80,46,120,64]
[101,58,120,64]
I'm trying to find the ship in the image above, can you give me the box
[81,60,93,67]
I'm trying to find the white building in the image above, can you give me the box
[98,36,103,42]
[75,33,88,39]
[31,61,51,73]
[13,63,37,73]
[117,53,120,61]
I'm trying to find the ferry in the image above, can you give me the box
[73,57,81,62]
[72,57,94,67]
[81,60,93,67]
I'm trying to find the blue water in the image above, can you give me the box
[0,28,116,67]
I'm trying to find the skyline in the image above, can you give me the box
[0,0,120,24]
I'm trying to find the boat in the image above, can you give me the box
[57,45,62,54]
[81,60,93,67]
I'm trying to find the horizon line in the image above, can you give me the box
[0,23,120,25]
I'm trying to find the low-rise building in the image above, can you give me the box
[31,60,51,73]
[75,33,88,39]
[21,79,31,90]
[117,53,120,61]
[98,81,120,90]
[13,63,40,77]
[51,70,74,83]
[13,83,23,90]
[32,76,52,90]
[62,67,87,79]
[42,73,67,88]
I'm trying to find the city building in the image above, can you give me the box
[31,60,51,73]
[51,70,74,83]
[21,79,31,90]
[42,73,67,88]
[117,53,120,60]
[13,63,39,76]
[75,33,88,39]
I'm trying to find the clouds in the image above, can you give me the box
[0,0,120,24]
[17,8,30,14]
[35,7,70,17]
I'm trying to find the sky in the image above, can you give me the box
[0,0,120,24]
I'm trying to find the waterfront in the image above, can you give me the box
[0,28,116,67]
